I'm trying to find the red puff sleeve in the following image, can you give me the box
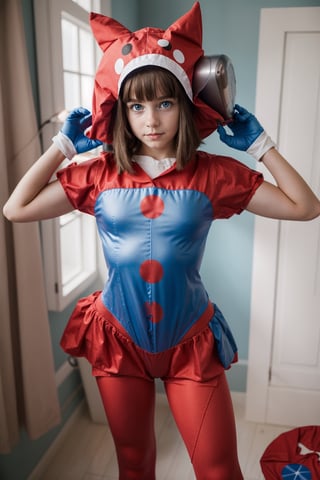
[56,157,102,215]
[197,152,264,219]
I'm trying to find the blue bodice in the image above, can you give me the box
[95,187,213,352]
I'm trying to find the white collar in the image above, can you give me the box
[133,155,176,179]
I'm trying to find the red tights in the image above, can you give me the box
[96,373,243,480]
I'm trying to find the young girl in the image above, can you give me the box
[3,3,320,479]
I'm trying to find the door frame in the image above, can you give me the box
[246,6,320,424]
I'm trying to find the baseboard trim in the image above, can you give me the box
[27,400,86,480]
[55,359,76,388]
[231,390,246,407]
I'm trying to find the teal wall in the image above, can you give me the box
[111,0,139,30]
[1,0,319,479]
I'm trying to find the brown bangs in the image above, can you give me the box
[121,67,182,103]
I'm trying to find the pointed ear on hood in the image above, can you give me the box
[166,1,202,49]
[90,12,131,52]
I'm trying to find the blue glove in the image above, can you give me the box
[217,104,276,161]
[217,104,263,151]
[61,107,102,153]
[53,107,102,160]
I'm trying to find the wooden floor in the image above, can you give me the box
[32,393,292,480]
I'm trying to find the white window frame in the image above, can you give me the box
[34,0,111,311]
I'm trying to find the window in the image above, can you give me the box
[34,0,111,311]
[61,14,98,110]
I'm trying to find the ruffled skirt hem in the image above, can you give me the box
[60,291,237,380]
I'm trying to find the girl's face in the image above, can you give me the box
[126,95,180,160]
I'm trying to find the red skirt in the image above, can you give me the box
[60,291,226,381]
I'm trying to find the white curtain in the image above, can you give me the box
[0,0,61,453]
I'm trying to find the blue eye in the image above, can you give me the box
[160,100,172,109]
[129,103,143,112]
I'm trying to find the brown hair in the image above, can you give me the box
[112,67,201,173]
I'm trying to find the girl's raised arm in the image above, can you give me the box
[3,144,72,222]
[246,147,320,220]
[3,108,102,223]
[218,105,320,221]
